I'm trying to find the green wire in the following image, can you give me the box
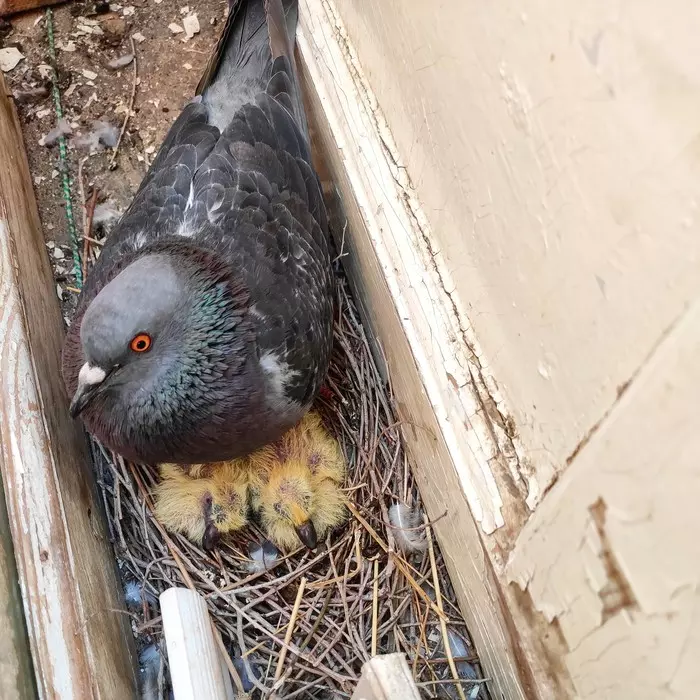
[45,8,83,289]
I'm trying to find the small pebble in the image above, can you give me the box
[132,32,146,43]
[107,53,134,69]
[168,22,183,34]
[82,69,98,80]
[183,13,200,39]
[53,248,65,260]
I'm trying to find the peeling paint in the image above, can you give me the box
[588,498,639,624]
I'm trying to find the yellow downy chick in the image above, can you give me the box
[154,460,251,549]
[254,412,347,551]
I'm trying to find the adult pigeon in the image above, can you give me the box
[62,0,334,466]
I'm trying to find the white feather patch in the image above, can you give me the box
[260,351,300,410]
[388,503,427,554]
[246,540,280,573]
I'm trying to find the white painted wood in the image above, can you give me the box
[507,298,700,700]
[329,0,700,515]
[351,654,421,700]
[160,588,229,700]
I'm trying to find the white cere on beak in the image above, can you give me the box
[78,363,107,386]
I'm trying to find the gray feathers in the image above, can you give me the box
[61,0,333,466]
[388,503,428,554]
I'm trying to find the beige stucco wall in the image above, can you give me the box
[328,0,700,697]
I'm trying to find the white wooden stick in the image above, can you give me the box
[160,588,230,700]
[351,653,421,700]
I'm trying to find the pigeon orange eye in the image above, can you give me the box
[130,334,152,353]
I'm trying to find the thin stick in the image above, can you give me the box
[109,36,137,169]
[425,515,466,700]
[371,558,379,657]
[212,621,245,696]
[274,577,306,683]
[82,187,98,280]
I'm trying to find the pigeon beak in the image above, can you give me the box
[295,520,318,550]
[202,522,221,551]
[69,363,108,418]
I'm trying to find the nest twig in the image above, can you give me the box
[92,272,491,700]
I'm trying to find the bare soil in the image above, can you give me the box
[2,0,223,318]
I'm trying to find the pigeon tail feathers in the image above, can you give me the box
[198,0,305,134]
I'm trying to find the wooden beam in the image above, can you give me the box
[160,588,233,700]
[296,4,530,699]
[351,654,421,700]
[0,73,136,698]
[0,475,36,700]
[0,0,64,18]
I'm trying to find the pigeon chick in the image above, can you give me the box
[61,0,333,466]
[251,412,346,550]
[154,461,252,549]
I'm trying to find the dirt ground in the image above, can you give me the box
[2,0,224,320]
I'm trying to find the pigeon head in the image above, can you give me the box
[71,254,185,416]
[64,241,256,464]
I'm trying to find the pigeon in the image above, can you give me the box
[62,0,334,466]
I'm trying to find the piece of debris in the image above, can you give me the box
[36,108,52,119]
[92,201,122,227]
[102,13,126,36]
[76,21,103,35]
[13,86,49,103]
[122,5,135,16]
[388,503,428,553]
[183,63,192,70]
[40,119,72,147]
[82,69,98,80]
[53,247,65,260]
[57,40,77,52]
[37,63,53,80]
[0,47,24,73]
[182,13,200,39]
[64,83,78,98]
[107,53,134,69]
[74,120,120,152]
[168,22,184,34]
[179,5,190,14]
[132,31,145,43]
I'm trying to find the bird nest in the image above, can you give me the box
[93,271,490,700]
